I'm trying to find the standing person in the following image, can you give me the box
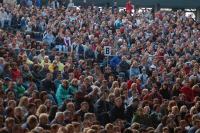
[112,0,118,14]
[0,8,7,29]
[125,0,133,14]
[51,0,60,9]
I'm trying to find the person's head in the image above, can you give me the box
[108,75,115,82]
[84,77,90,86]
[108,93,115,102]
[190,106,198,115]
[193,119,200,128]
[39,91,48,102]
[55,112,64,123]
[144,106,151,115]
[66,102,75,112]
[168,100,177,112]
[62,80,69,88]
[179,119,187,129]
[39,113,49,125]
[137,107,144,116]
[18,96,29,107]
[5,107,14,118]
[105,123,114,133]
[80,102,89,112]
[114,97,123,108]
[5,117,15,129]
[180,105,188,114]
[71,78,78,87]
[27,115,38,130]
[162,127,169,133]
[141,89,148,96]
[50,124,60,133]
[84,113,96,123]
[14,107,22,118]
[36,104,47,117]
[27,103,36,115]
[171,106,179,115]
[57,126,68,133]
[174,127,182,133]
[153,104,160,112]
[72,122,81,133]
[46,73,53,80]
[44,99,52,110]
[111,81,119,89]
[8,81,15,90]
[120,82,128,90]
[131,83,137,91]
[8,100,16,109]
[113,88,121,97]
[63,110,73,122]
[65,124,74,133]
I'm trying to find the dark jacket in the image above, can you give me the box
[40,79,55,93]
[95,99,110,125]
[125,103,138,123]
[110,105,125,122]
[132,113,153,128]
[119,61,130,72]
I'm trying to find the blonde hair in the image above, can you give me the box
[36,104,47,117]
[111,81,119,92]
[65,124,74,133]
[18,96,29,107]
[39,113,48,125]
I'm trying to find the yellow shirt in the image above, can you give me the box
[48,62,64,72]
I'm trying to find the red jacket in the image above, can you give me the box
[180,86,194,102]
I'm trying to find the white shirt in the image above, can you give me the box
[0,11,7,21]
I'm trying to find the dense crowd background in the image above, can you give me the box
[0,0,200,133]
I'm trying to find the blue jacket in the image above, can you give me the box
[43,33,55,45]
[110,56,121,70]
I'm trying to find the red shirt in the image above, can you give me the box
[126,2,133,13]
[11,68,21,81]
[180,86,194,102]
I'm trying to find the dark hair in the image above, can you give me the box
[48,105,58,122]
[5,107,14,118]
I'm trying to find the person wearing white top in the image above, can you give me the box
[3,0,16,5]
[0,8,7,28]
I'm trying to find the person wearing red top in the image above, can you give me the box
[180,82,194,102]
[143,87,163,103]
[11,63,21,81]
[125,0,133,14]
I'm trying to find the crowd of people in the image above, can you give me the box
[0,0,200,133]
